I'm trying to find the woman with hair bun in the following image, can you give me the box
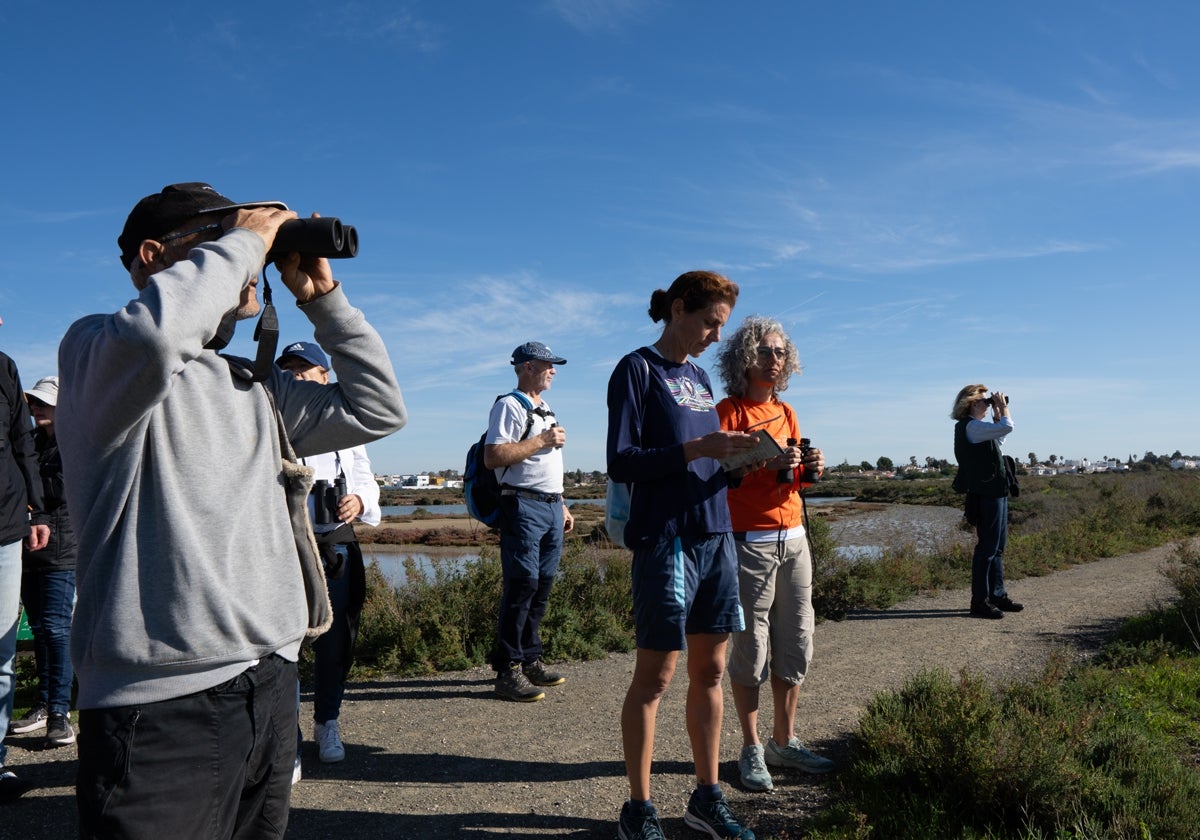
[607,271,759,840]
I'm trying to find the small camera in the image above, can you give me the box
[311,476,348,525]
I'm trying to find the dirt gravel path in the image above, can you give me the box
[3,541,1184,838]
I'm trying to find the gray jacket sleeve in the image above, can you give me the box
[272,283,406,457]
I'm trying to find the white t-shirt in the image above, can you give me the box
[485,393,564,494]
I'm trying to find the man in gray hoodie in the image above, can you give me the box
[56,183,406,839]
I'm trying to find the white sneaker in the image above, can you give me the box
[291,754,303,785]
[314,720,345,763]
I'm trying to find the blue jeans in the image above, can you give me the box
[20,568,76,715]
[971,494,1009,603]
[77,653,297,840]
[0,539,21,765]
[494,495,563,669]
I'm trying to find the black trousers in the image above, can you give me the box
[76,654,298,840]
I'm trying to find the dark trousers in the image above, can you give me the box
[76,654,297,840]
[310,544,365,724]
[971,494,1009,603]
[20,568,76,715]
[494,495,563,669]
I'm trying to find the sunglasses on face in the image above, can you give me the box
[755,347,787,359]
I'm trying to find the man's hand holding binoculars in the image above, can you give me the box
[225,208,339,304]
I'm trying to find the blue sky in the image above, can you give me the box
[2,1,1198,474]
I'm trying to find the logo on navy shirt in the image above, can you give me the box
[665,376,715,412]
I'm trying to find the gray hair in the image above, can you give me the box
[715,315,801,398]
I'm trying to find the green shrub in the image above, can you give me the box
[353,542,635,676]
[813,656,1200,839]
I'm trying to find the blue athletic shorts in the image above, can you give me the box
[630,532,745,651]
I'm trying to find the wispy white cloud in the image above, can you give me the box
[545,0,652,34]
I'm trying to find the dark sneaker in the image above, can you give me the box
[738,743,774,791]
[0,769,33,803]
[991,595,1024,612]
[523,658,565,687]
[8,702,48,735]
[683,790,756,839]
[618,800,665,840]
[45,712,76,748]
[764,737,834,774]
[495,663,545,702]
[970,600,1003,619]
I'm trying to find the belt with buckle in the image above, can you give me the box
[500,488,562,504]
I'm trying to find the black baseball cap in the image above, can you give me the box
[118,182,288,269]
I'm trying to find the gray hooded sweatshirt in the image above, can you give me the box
[57,228,406,709]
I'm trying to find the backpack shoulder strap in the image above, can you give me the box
[496,390,537,441]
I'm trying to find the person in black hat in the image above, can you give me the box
[483,341,574,702]
[56,183,406,837]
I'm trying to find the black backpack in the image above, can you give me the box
[464,391,535,526]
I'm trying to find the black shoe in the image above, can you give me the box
[523,659,565,687]
[45,712,76,748]
[8,703,48,735]
[970,600,1003,619]
[495,663,545,702]
[991,595,1024,612]
[0,769,33,803]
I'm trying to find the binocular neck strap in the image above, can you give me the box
[202,271,279,377]
[250,274,279,382]
[204,311,238,351]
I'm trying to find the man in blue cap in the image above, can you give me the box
[276,341,380,772]
[483,341,574,701]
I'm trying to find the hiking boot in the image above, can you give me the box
[684,790,755,839]
[522,658,565,687]
[0,768,33,803]
[45,712,76,747]
[314,720,345,763]
[618,800,665,840]
[8,702,48,735]
[764,737,834,774]
[495,663,545,702]
[970,600,1004,619]
[738,743,774,792]
[991,595,1024,612]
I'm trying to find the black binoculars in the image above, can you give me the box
[312,475,349,525]
[266,217,358,262]
[778,438,815,485]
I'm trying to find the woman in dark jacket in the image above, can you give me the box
[9,376,76,747]
[951,383,1023,619]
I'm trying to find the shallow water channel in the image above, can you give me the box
[364,501,968,589]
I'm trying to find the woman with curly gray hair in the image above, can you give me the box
[715,315,834,794]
